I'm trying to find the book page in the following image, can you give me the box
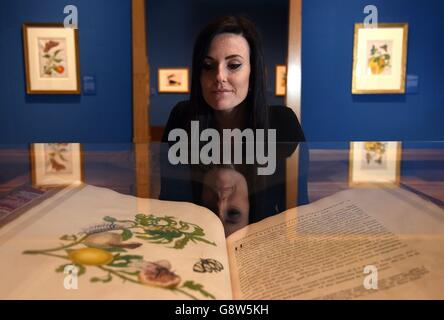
[227,187,444,299]
[0,184,231,300]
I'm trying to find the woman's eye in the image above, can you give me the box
[228,63,241,70]
[225,208,242,223]
[202,62,241,71]
[202,63,213,70]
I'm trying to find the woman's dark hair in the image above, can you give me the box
[189,16,269,131]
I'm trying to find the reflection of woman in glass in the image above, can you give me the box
[160,16,305,234]
[200,165,249,237]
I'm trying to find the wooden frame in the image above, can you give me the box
[30,143,84,187]
[132,0,150,197]
[285,0,302,209]
[349,141,401,188]
[275,64,287,96]
[158,67,189,93]
[22,23,80,94]
[352,23,408,94]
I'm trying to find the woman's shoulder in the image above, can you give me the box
[268,105,305,142]
[162,100,192,142]
[169,100,192,119]
[268,105,298,124]
[269,104,293,115]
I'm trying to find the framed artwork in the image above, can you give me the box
[22,23,80,94]
[349,141,401,188]
[30,143,84,187]
[158,68,189,93]
[275,65,286,96]
[352,23,408,94]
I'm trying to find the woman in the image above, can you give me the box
[160,16,305,235]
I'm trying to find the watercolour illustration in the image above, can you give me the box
[367,41,392,76]
[38,38,68,78]
[23,214,217,300]
[193,258,224,273]
[352,23,408,94]
[362,141,388,169]
[158,68,189,93]
[275,65,286,96]
[167,73,182,86]
[44,143,73,174]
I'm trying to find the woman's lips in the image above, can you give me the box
[212,90,233,97]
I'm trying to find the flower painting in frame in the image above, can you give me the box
[30,143,83,187]
[352,23,408,94]
[158,68,189,93]
[275,65,286,96]
[349,141,401,188]
[23,23,80,94]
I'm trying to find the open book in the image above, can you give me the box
[0,184,443,299]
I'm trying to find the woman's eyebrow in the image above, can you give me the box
[204,54,244,60]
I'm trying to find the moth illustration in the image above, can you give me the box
[193,258,224,273]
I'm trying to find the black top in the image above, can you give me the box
[161,100,305,146]
[159,100,307,223]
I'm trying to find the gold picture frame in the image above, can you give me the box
[352,23,408,94]
[23,23,80,94]
[349,141,401,188]
[158,68,189,93]
[275,64,286,96]
[30,143,84,187]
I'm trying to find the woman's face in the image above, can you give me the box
[200,33,251,112]
[201,167,250,237]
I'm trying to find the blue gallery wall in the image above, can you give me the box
[1,0,443,143]
[301,0,444,141]
[147,0,288,126]
[0,0,132,144]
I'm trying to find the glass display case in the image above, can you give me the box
[0,142,443,299]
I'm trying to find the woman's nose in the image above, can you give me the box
[216,197,228,219]
[217,187,232,199]
[215,65,227,83]
[214,187,232,218]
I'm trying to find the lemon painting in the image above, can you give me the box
[367,40,392,76]
[362,141,388,169]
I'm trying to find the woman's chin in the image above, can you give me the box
[208,99,238,112]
